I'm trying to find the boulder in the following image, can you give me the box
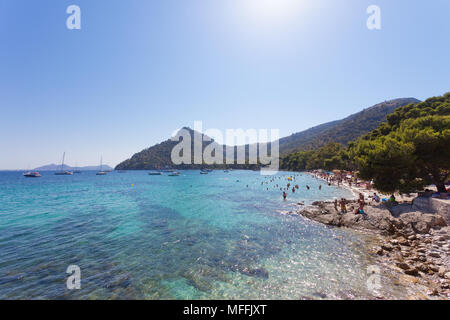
[412,197,450,224]
[398,212,447,234]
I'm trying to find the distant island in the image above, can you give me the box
[34,164,114,171]
[115,97,419,170]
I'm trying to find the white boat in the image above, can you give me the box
[23,171,41,178]
[96,156,107,175]
[168,172,180,176]
[54,152,73,175]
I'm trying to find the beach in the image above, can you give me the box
[295,171,450,299]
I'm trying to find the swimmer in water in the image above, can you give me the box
[283,191,287,200]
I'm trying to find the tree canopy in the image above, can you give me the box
[350,93,450,193]
[281,142,351,172]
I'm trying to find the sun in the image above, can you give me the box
[241,0,304,25]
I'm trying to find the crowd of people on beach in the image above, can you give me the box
[308,169,401,214]
[272,169,406,217]
[252,169,403,217]
[310,169,374,189]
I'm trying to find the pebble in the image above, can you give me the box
[428,252,441,258]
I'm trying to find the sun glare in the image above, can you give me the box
[241,0,305,25]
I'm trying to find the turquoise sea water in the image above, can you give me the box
[0,170,384,299]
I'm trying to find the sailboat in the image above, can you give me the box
[96,157,107,175]
[73,163,82,174]
[54,152,73,175]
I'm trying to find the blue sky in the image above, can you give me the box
[1,0,449,169]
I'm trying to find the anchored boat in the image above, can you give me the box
[96,156,107,175]
[23,171,41,178]
[54,152,73,175]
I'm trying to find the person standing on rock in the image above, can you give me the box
[340,198,347,214]
[356,198,366,216]
[334,199,338,212]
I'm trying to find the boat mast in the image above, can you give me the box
[61,152,65,172]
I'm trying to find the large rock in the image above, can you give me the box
[412,197,450,224]
[398,212,447,234]
[299,203,398,234]
[299,200,447,236]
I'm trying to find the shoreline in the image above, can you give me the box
[290,174,450,299]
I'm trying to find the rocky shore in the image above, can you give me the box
[296,199,450,299]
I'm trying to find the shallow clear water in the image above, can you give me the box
[0,170,383,299]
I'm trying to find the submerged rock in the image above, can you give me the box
[239,267,269,279]
[311,292,327,299]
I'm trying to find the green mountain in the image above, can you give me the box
[278,98,420,154]
[115,98,420,170]
[115,128,260,170]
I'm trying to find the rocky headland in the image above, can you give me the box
[296,197,450,299]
